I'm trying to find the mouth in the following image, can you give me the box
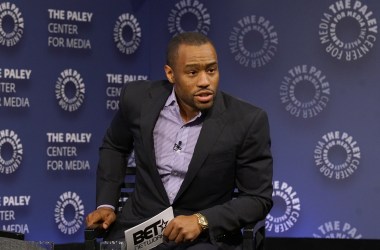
[194,90,214,103]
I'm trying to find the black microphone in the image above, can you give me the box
[173,141,182,151]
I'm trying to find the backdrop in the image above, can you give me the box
[1,0,379,244]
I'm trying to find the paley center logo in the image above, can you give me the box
[0,129,23,174]
[266,180,301,233]
[314,131,361,180]
[313,220,362,238]
[0,2,24,47]
[279,64,330,119]
[168,0,211,36]
[55,69,85,112]
[319,0,378,61]
[229,15,278,69]
[113,13,141,55]
[54,191,84,235]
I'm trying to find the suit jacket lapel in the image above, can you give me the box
[140,81,172,203]
[175,91,227,201]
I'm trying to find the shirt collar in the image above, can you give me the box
[164,88,177,107]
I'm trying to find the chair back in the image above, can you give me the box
[117,166,136,212]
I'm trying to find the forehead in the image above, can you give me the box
[176,43,218,66]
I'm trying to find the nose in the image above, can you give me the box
[197,71,210,88]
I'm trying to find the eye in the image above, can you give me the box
[188,70,198,76]
[207,67,217,74]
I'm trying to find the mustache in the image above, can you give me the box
[194,89,215,96]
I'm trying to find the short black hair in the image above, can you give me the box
[166,32,215,67]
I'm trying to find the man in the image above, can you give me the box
[86,32,273,249]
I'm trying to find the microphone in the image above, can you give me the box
[173,141,182,151]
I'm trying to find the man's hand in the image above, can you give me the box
[163,215,203,244]
[86,207,116,230]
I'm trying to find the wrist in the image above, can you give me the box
[97,204,115,211]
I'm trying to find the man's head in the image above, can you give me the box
[166,32,215,68]
[164,32,219,121]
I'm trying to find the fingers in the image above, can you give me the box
[163,215,201,244]
[102,210,116,229]
[173,232,185,244]
[86,211,102,228]
[86,208,116,229]
[165,223,185,243]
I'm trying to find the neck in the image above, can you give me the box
[179,107,199,123]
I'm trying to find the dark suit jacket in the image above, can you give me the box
[96,80,273,248]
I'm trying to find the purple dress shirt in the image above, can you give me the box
[153,90,203,204]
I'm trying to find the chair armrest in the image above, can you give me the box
[84,227,106,250]
[242,220,265,250]
[0,230,24,240]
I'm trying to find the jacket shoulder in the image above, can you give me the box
[220,91,265,115]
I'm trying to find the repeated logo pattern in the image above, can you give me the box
[279,65,330,119]
[55,69,86,112]
[0,2,24,47]
[229,15,278,69]
[0,129,22,174]
[114,13,142,55]
[0,0,375,242]
[54,191,84,235]
[266,181,301,233]
[168,0,211,36]
[318,0,377,61]
[314,131,361,180]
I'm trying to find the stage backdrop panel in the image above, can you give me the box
[1,0,379,244]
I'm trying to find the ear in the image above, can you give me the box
[164,65,175,84]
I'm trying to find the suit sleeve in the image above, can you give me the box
[96,85,135,208]
[202,109,273,241]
